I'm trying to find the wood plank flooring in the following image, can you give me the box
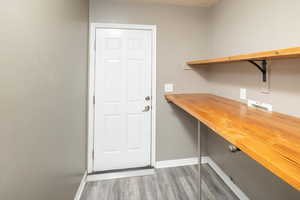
[80,164,239,200]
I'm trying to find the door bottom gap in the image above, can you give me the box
[89,165,153,175]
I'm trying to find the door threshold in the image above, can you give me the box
[86,166,155,182]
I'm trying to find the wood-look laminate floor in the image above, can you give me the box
[80,164,239,200]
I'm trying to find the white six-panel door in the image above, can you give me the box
[93,28,152,172]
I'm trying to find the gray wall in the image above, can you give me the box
[0,1,88,200]
[206,0,300,199]
[3,0,298,199]
[90,0,210,161]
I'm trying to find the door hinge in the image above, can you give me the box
[94,40,96,52]
[93,95,95,105]
[92,150,95,160]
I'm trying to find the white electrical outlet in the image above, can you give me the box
[248,99,273,112]
[240,88,247,100]
[164,84,174,92]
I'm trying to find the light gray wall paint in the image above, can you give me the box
[0,1,88,200]
[90,0,210,161]
[206,0,300,199]
[210,0,300,58]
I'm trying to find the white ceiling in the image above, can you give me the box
[114,0,219,7]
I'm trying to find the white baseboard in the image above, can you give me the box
[201,156,209,164]
[86,168,155,182]
[155,157,208,169]
[74,171,87,200]
[206,157,250,200]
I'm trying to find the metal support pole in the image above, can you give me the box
[197,121,202,200]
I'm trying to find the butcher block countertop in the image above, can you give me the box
[165,93,300,191]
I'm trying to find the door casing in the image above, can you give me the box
[87,23,157,173]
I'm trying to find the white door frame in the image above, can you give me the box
[87,23,157,173]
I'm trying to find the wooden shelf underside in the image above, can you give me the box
[165,94,300,191]
[187,47,300,65]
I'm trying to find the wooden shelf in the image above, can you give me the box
[166,93,300,191]
[187,47,300,65]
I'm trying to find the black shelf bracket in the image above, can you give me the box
[247,60,267,82]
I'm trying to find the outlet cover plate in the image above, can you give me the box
[240,88,247,100]
[164,84,174,92]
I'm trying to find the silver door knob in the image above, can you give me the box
[142,105,150,112]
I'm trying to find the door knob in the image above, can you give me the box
[142,105,150,112]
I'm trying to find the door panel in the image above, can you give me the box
[103,116,122,153]
[127,60,143,100]
[94,28,152,172]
